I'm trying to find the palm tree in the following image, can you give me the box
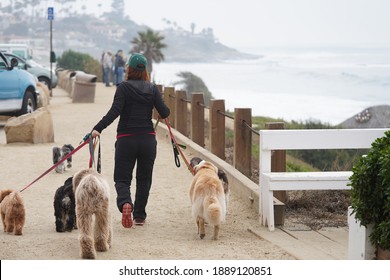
[130,29,167,74]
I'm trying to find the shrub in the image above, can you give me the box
[349,130,390,250]
[57,50,102,82]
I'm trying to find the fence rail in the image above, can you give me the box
[155,85,271,178]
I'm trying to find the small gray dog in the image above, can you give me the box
[52,144,74,173]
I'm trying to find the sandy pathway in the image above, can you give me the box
[0,84,294,260]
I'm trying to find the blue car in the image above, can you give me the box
[0,50,39,116]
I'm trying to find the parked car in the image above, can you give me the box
[0,51,39,116]
[0,43,32,60]
[3,52,57,90]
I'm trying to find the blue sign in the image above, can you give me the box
[48,7,54,20]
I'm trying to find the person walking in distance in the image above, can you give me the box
[102,51,113,86]
[91,53,170,228]
[114,50,126,86]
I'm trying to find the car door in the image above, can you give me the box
[0,53,20,101]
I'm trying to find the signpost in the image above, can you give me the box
[48,7,54,96]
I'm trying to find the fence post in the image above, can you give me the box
[164,87,175,128]
[175,90,188,136]
[265,122,286,203]
[234,108,252,177]
[191,92,205,147]
[348,206,376,259]
[265,122,286,226]
[153,84,163,120]
[209,99,225,160]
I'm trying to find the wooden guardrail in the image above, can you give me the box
[156,85,257,178]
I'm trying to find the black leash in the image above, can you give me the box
[163,118,195,175]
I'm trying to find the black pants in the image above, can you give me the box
[114,134,157,220]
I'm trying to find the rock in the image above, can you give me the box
[339,105,390,128]
[4,107,54,144]
[36,82,50,108]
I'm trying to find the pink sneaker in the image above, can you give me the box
[122,203,133,228]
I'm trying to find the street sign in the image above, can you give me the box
[48,7,54,20]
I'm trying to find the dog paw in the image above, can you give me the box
[95,239,109,252]
[81,251,96,259]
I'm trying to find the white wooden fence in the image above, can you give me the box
[259,128,388,232]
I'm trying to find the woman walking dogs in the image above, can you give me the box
[91,53,170,228]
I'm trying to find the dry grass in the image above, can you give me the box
[225,145,350,230]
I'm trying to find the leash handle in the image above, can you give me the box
[89,136,101,173]
[154,116,161,130]
[164,118,195,175]
[20,136,91,192]
[171,139,181,167]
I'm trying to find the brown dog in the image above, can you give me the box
[0,189,26,235]
[189,159,227,240]
[73,168,112,259]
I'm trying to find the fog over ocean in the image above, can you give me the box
[153,46,390,125]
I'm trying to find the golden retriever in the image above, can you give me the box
[189,159,226,240]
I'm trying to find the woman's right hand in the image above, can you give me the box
[91,130,100,138]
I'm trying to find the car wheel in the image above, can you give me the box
[17,90,36,116]
[38,76,51,90]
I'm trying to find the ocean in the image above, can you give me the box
[152,46,390,126]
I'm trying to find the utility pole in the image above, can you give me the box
[48,7,54,96]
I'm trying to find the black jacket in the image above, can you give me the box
[93,80,170,135]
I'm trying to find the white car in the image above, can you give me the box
[4,52,57,90]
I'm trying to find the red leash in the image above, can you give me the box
[163,118,195,175]
[19,134,92,193]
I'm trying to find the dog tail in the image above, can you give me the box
[204,196,225,226]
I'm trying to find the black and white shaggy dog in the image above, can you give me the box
[53,176,77,232]
[52,144,75,173]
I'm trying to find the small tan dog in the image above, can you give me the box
[0,189,25,235]
[189,159,227,240]
[73,168,112,259]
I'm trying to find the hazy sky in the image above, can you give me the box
[121,0,390,48]
[6,0,390,49]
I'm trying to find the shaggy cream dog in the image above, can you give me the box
[0,189,25,235]
[189,160,227,240]
[72,169,112,259]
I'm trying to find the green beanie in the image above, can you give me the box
[127,53,147,71]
